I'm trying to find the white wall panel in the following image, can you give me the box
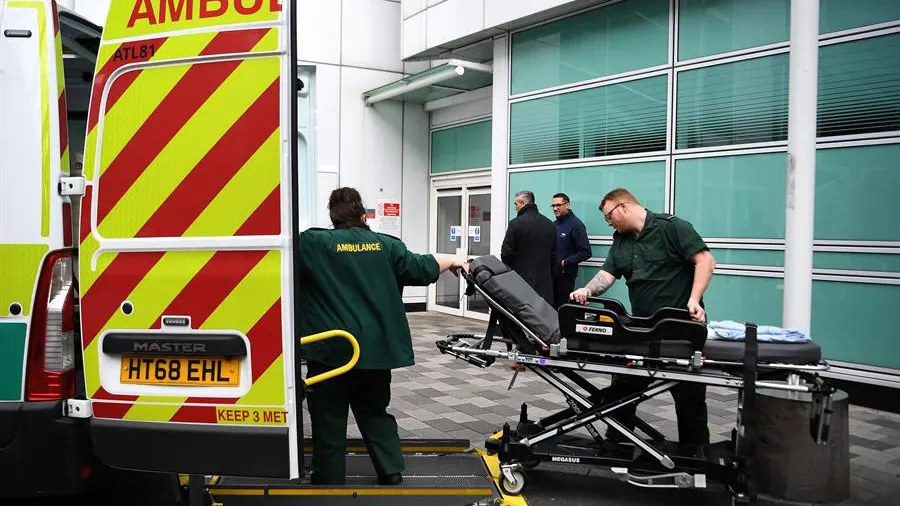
[315,172,340,228]
[401,103,431,302]
[403,0,427,19]
[484,0,577,27]
[342,0,403,73]
[308,63,341,179]
[490,36,510,257]
[297,0,343,65]
[426,0,485,49]
[402,11,428,59]
[430,96,492,128]
[402,104,430,251]
[339,67,404,219]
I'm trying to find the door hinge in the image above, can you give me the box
[63,399,92,419]
[59,176,86,197]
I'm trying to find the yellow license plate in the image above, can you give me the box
[120,356,240,386]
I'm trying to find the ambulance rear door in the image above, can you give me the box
[1,0,75,405]
[77,0,302,478]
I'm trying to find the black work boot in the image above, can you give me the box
[378,473,403,485]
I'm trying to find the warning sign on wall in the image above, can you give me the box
[375,200,401,235]
[383,202,400,217]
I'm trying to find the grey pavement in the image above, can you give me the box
[303,311,900,506]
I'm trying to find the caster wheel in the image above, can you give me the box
[499,469,527,496]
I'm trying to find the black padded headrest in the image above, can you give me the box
[470,255,511,284]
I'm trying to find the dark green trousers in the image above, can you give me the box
[306,362,404,485]
[605,374,710,445]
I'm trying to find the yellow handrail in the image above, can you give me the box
[299,330,360,387]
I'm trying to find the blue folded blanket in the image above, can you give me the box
[708,320,810,343]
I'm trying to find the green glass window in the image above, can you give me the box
[678,0,790,61]
[812,281,900,369]
[813,252,900,273]
[510,75,668,165]
[508,161,666,235]
[576,271,787,326]
[674,152,786,239]
[818,33,900,138]
[709,249,785,267]
[591,245,610,259]
[815,145,900,242]
[820,0,900,35]
[576,266,633,312]
[704,274,784,326]
[676,54,789,149]
[430,120,492,173]
[510,0,669,95]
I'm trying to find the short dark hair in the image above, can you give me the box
[514,191,534,205]
[552,193,570,203]
[328,187,369,229]
[599,188,639,211]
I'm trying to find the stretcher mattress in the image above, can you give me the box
[704,339,822,363]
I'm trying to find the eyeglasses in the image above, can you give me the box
[550,202,568,209]
[600,202,626,222]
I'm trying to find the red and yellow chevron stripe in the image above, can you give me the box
[79,24,288,425]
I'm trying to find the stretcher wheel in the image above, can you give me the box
[499,469,527,495]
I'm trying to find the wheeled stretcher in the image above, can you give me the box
[435,256,835,505]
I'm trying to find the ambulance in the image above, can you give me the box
[0,0,96,496]
[1,1,509,503]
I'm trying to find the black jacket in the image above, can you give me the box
[500,203,557,305]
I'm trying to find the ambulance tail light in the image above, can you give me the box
[25,250,76,401]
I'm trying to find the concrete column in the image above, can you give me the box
[490,35,510,257]
[783,0,819,331]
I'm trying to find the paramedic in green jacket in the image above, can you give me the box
[570,188,716,446]
[297,187,467,486]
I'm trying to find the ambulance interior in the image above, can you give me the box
[58,7,100,244]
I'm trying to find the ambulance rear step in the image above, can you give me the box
[206,439,507,506]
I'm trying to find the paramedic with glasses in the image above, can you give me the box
[296,187,467,486]
[570,188,717,446]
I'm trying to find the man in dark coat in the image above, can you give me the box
[500,190,557,305]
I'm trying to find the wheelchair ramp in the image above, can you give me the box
[207,440,508,506]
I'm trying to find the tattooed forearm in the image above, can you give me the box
[585,271,614,295]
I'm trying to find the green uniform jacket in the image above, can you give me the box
[296,226,441,370]
[601,210,709,318]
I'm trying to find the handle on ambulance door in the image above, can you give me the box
[299,330,360,387]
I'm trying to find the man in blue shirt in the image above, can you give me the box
[551,193,592,308]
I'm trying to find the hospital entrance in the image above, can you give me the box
[428,174,492,320]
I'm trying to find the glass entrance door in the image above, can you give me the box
[433,190,463,314]
[463,189,491,317]
[430,178,492,320]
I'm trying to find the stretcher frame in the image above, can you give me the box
[435,269,836,506]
